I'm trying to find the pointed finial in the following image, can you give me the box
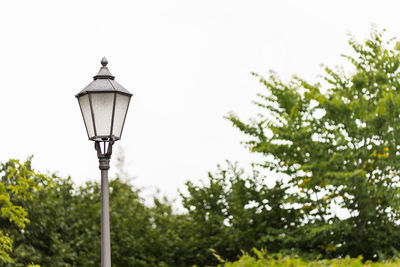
[101,57,108,66]
[93,57,115,80]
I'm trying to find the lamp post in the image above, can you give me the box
[75,57,133,267]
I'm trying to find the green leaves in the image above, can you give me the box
[228,29,400,260]
[180,162,301,266]
[0,157,50,264]
[4,175,199,267]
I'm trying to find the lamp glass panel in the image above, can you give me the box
[112,93,131,138]
[78,94,95,138]
[90,92,115,137]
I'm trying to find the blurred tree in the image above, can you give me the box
[5,177,76,267]
[180,162,301,266]
[0,157,50,264]
[227,29,400,259]
[6,174,192,267]
[113,146,134,184]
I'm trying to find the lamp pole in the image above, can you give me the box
[97,141,113,267]
[76,58,133,267]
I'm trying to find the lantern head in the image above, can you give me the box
[76,57,133,142]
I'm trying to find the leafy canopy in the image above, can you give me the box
[228,29,400,259]
[0,157,50,263]
[181,162,300,265]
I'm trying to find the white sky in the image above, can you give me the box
[1,0,400,203]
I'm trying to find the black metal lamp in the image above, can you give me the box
[76,57,132,267]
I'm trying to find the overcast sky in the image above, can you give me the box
[1,0,400,202]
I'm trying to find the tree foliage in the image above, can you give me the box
[181,162,300,266]
[0,158,50,264]
[216,249,400,267]
[5,175,193,267]
[4,162,300,267]
[227,29,400,259]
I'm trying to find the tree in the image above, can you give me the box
[6,176,77,267]
[0,157,50,264]
[181,162,301,266]
[227,29,400,259]
[6,174,193,267]
[5,162,300,267]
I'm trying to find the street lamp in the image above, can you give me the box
[75,57,133,267]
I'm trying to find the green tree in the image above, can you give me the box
[6,174,193,267]
[6,176,77,267]
[227,29,400,259]
[181,162,301,266]
[0,157,50,264]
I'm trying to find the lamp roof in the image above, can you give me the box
[75,57,133,97]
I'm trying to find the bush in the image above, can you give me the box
[216,249,400,267]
